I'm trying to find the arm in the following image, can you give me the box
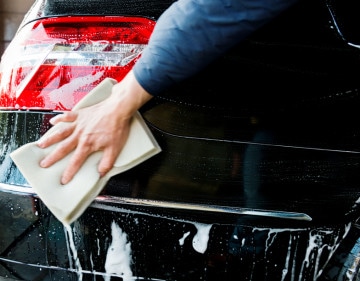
[133,0,299,95]
[38,0,299,184]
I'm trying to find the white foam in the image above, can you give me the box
[104,221,133,281]
[179,231,190,246]
[64,223,83,280]
[192,223,212,254]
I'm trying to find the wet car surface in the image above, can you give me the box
[1,0,360,280]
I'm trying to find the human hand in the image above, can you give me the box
[37,71,153,185]
[37,98,132,185]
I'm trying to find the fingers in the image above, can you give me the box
[37,112,78,149]
[96,123,130,177]
[60,140,93,185]
[60,136,123,185]
[50,111,77,125]
[39,130,77,169]
[37,122,75,149]
[98,146,122,178]
[34,86,135,185]
[38,112,79,183]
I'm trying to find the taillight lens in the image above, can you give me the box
[0,16,155,110]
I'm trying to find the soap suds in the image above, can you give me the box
[192,223,212,254]
[104,221,133,281]
[179,231,190,246]
[64,223,83,280]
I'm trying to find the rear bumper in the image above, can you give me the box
[0,186,358,281]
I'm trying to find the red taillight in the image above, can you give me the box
[0,16,155,110]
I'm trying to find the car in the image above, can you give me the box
[1,0,360,280]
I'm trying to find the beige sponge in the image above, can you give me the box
[10,78,161,225]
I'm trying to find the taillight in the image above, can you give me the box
[0,16,155,110]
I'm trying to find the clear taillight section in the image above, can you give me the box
[0,16,155,110]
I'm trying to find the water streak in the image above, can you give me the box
[64,223,83,280]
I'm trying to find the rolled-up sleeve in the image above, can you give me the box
[133,0,299,96]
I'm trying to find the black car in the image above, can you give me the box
[1,0,360,280]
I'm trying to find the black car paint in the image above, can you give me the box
[1,0,360,280]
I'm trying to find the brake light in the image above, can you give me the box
[0,16,155,110]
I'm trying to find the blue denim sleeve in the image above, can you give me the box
[133,0,299,96]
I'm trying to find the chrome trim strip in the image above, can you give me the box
[0,183,35,195]
[0,183,312,221]
[95,196,312,221]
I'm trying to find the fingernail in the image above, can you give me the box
[37,136,49,148]
[61,176,69,185]
[49,116,58,125]
[37,140,44,148]
[39,159,46,168]
[49,120,55,126]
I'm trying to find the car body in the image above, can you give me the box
[1,0,360,280]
